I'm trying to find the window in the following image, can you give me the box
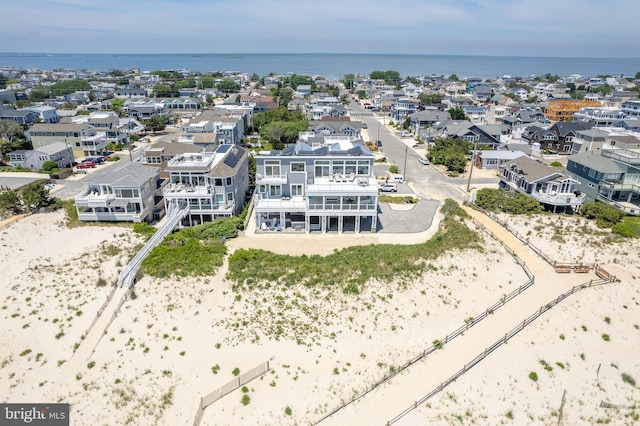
[357,160,369,175]
[226,177,232,186]
[290,162,305,173]
[315,160,330,177]
[332,160,345,175]
[116,189,138,198]
[259,185,266,193]
[215,194,224,204]
[291,184,303,196]
[269,185,282,197]
[214,178,223,186]
[227,192,234,201]
[265,160,280,177]
[345,160,357,175]
[588,169,596,178]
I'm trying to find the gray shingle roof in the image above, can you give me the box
[89,162,159,187]
[568,151,626,173]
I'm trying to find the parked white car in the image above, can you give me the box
[378,183,398,192]
[419,157,430,165]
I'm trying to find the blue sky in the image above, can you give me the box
[2,0,639,57]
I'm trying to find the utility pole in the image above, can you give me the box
[466,140,478,192]
[403,145,408,182]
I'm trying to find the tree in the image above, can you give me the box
[428,137,472,173]
[41,160,58,172]
[144,116,167,133]
[216,78,240,93]
[152,84,177,98]
[418,93,443,105]
[20,182,55,211]
[0,186,22,216]
[448,74,459,81]
[0,120,27,155]
[369,70,401,87]
[199,76,215,89]
[109,98,125,115]
[447,107,469,121]
[276,87,294,108]
[342,73,355,90]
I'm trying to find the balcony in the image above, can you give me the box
[602,148,640,165]
[531,191,585,206]
[163,183,211,197]
[74,189,116,208]
[600,181,640,193]
[256,173,287,184]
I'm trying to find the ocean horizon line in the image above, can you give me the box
[1,52,639,61]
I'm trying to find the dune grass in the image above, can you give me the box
[227,214,480,294]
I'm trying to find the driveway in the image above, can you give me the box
[377,198,440,233]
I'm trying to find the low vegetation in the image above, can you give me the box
[141,218,241,278]
[0,182,62,219]
[581,202,624,228]
[474,188,543,214]
[227,202,479,293]
[378,195,418,204]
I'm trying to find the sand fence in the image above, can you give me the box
[193,360,271,426]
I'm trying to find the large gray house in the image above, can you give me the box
[253,137,379,233]
[162,144,250,227]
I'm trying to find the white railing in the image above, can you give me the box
[117,203,189,288]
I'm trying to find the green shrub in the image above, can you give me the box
[474,188,543,214]
[232,367,240,377]
[389,164,400,174]
[285,406,292,415]
[529,371,538,381]
[241,394,250,405]
[550,161,563,167]
[602,334,610,342]
[133,223,157,240]
[581,202,624,227]
[621,373,636,386]
[612,217,640,238]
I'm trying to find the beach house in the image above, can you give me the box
[253,138,378,233]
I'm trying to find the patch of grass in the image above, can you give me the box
[378,195,418,204]
[227,212,480,292]
[612,216,640,238]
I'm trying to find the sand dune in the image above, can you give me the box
[0,209,638,425]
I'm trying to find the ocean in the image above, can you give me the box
[1,53,639,81]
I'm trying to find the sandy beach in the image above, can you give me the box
[0,208,638,425]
